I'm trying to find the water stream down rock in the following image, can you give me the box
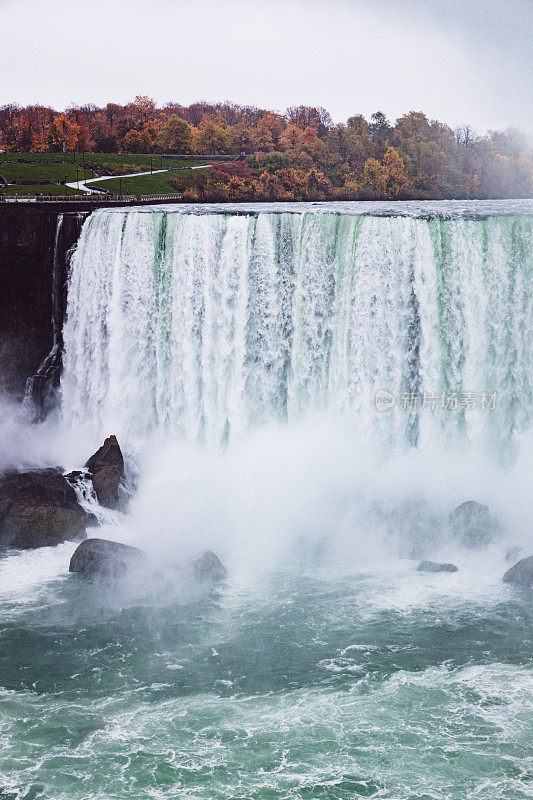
[0,468,90,548]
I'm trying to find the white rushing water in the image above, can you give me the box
[1,202,532,800]
[60,203,532,456]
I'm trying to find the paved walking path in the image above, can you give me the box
[65,164,211,194]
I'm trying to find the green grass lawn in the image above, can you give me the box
[88,166,212,196]
[0,153,213,195]
[1,183,83,198]
[0,161,88,183]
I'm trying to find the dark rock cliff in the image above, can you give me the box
[0,206,85,396]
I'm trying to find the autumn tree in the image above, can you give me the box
[392,112,454,194]
[279,124,304,153]
[47,114,79,152]
[361,158,388,196]
[286,106,332,137]
[304,168,332,200]
[383,147,410,197]
[158,115,193,152]
[369,111,391,155]
[232,122,259,154]
[130,95,157,126]
[122,128,151,153]
[257,110,286,147]
[194,119,233,154]
[327,123,371,173]
[254,170,292,201]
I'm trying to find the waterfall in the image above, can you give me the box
[60,207,532,453]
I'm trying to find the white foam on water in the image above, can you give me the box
[0,542,75,620]
[0,202,531,800]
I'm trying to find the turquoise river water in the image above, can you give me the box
[0,200,531,799]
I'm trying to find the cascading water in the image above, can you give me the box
[24,213,64,408]
[61,204,532,454]
[25,211,87,412]
[1,201,532,800]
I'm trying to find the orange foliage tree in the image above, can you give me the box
[0,96,531,200]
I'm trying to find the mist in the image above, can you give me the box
[69,413,532,591]
[0,394,96,474]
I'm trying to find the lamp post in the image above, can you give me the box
[77,169,79,191]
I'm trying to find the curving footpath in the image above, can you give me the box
[65,164,212,194]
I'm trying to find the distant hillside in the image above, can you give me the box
[1,98,531,200]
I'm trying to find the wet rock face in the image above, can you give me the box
[69,538,146,577]
[417,560,458,573]
[448,501,497,548]
[191,550,228,583]
[0,468,89,549]
[69,539,228,585]
[85,435,124,508]
[85,435,124,475]
[505,546,523,564]
[0,208,84,397]
[503,556,533,589]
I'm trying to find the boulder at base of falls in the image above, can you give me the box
[0,468,90,549]
[69,538,146,577]
[502,556,533,589]
[191,550,228,583]
[85,435,125,509]
[417,560,458,573]
[505,546,523,564]
[448,501,498,548]
[69,540,228,584]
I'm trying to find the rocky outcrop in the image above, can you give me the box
[0,436,126,551]
[85,435,124,508]
[191,550,228,583]
[503,556,533,589]
[448,501,497,548]
[69,537,146,577]
[0,468,90,549]
[85,435,124,474]
[505,546,522,563]
[69,538,228,584]
[417,560,458,573]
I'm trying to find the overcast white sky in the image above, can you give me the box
[1,0,532,135]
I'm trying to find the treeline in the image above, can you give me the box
[1,96,531,200]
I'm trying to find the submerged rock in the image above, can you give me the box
[191,550,228,583]
[0,468,89,549]
[372,499,442,559]
[85,435,125,509]
[69,537,146,577]
[448,501,497,548]
[502,555,533,589]
[69,539,228,585]
[505,546,522,564]
[417,560,458,573]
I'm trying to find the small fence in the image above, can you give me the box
[0,193,182,204]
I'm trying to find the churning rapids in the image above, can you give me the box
[0,200,532,800]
